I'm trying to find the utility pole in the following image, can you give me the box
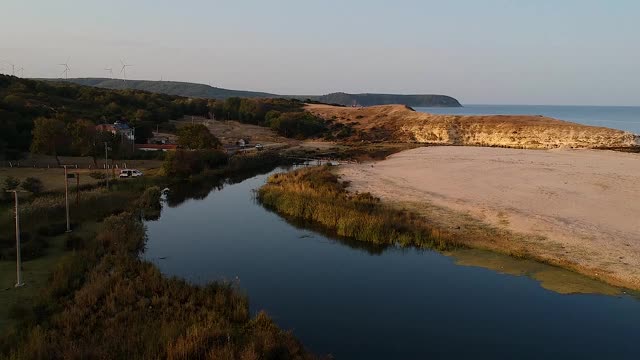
[62,165,72,233]
[6,190,27,287]
[76,172,80,206]
[105,142,109,189]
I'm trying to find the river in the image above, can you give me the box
[143,167,640,359]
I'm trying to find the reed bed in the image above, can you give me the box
[258,166,460,250]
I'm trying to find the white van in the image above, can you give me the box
[119,169,143,178]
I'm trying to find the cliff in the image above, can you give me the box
[306,104,639,149]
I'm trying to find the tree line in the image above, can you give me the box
[0,75,210,159]
[1,75,333,161]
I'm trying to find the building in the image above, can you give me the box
[96,121,135,141]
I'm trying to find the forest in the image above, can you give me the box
[0,75,327,160]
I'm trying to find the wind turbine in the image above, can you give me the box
[4,62,15,76]
[58,58,71,79]
[119,59,132,83]
[0,60,14,75]
[105,67,114,78]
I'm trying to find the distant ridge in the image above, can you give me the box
[51,78,462,107]
[309,92,461,107]
[55,78,274,99]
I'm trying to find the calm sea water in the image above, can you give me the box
[415,105,640,134]
[143,168,640,359]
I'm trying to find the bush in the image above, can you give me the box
[2,176,20,193]
[89,171,107,179]
[37,222,72,237]
[177,124,221,149]
[163,149,228,178]
[21,177,43,194]
[65,233,84,250]
[266,112,326,138]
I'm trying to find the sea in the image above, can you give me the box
[414,105,640,134]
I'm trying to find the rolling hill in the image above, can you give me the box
[57,78,275,99]
[54,78,462,107]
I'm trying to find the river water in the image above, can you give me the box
[415,105,640,134]
[143,168,640,359]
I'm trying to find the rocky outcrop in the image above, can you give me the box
[306,104,639,149]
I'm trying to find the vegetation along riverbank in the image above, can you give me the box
[0,150,318,359]
[258,164,639,292]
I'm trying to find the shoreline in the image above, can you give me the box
[338,146,640,290]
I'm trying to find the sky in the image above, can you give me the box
[1,0,639,105]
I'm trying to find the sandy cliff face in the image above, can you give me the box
[307,104,639,149]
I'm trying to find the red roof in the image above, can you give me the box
[135,144,178,150]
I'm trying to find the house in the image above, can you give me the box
[96,121,135,141]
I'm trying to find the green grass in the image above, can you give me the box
[0,222,97,331]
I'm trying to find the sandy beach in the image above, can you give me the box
[338,146,640,289]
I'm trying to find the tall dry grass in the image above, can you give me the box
[258,166,459,250]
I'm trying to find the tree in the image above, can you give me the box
[177,124,221,150]
[1,176,20,201]
[66,119,96,156]
[30,117,66,165]
[131,121,154,144]
[21,177,43,194]
[133,109,152,122]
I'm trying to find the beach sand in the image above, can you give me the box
[338,146,640,289]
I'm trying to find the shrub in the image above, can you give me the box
[177,124,221,149]
[2,176,20,191]
[21,177,43,194]
[163,149,228,178]
[89,171,107,179]
[37,222,71,237]
[65,233,84,250]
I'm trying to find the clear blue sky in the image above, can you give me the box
[1,0,638,105]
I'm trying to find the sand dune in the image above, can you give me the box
[338,146,640,289]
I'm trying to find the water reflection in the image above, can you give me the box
[143,166,640,360]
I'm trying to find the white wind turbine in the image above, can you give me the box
[0,60,14,75]
[105,66,114,78]
[119,59,132,83]
[4,61,15,76]
[58,58,71,79]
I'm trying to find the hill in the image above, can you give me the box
[307,92,461,107]
[306,104,640,149]
[55,78,462,107]
[58,78,275,99]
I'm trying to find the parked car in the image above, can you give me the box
[119,169,144,178]
[255,143,263,150]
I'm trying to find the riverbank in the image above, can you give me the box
[0,152,316,359]
[338,146,640,290]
